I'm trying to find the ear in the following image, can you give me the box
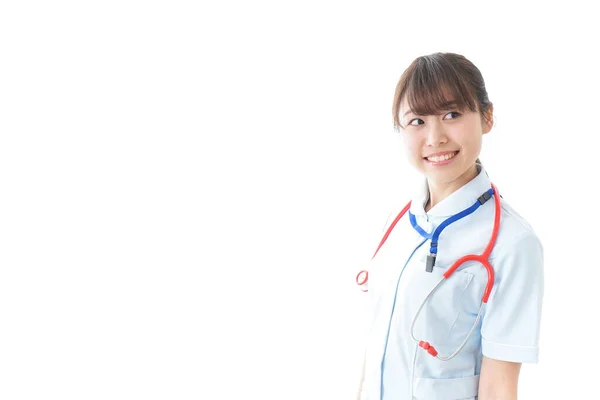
[482,105,494,135]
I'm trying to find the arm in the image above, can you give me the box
[477,233,543,398]
[478,356,521,400]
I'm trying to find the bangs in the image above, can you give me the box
[394,55,480,129]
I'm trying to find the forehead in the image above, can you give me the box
[399,97,413,115]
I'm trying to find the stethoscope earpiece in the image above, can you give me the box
[356,270,369,292]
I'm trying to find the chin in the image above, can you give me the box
[427,174,459,185]
[423,168,461,184]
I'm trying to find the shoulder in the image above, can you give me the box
[489,197,544,264]
[380,200,413,233]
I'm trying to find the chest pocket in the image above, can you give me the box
[406,263,475,348]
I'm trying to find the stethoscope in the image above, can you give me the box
[356,184,501,361]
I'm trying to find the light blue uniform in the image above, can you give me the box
[361,165,544,400]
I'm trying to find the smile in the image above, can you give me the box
[424,151,459,164]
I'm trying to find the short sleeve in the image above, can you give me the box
[481,232,544,363]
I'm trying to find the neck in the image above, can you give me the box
[425,164,479,212]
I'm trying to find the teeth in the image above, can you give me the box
[427,152,457,162]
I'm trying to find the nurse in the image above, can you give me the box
[356,52,544,400]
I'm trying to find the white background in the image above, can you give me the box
[1,1,598,399]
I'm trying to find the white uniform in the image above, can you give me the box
[361,165,544,400]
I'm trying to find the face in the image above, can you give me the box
[398,96,493,190]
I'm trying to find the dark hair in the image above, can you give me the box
[392,52,493,131]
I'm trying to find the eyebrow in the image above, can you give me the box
[402,100,461,118]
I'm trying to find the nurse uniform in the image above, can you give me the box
[360,164,544,400]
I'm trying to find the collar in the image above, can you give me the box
[409,163,493,218]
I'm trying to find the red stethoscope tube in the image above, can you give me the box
[441,184,500,303]
[355,202,412,292]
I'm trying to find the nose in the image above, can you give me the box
[425,120,448,147]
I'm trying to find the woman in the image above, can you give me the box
[356,53,544,400]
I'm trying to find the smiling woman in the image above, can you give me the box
[393,54,495,212]
[355,52,544,400]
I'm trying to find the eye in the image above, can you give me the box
[443,111,461,120]
[409,118,425,126]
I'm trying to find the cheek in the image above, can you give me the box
[449,125,482,149]
[404,144,422,162]
[401,136,421,158]
[462,133,483,150]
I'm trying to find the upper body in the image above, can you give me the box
[358,53,544,400]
